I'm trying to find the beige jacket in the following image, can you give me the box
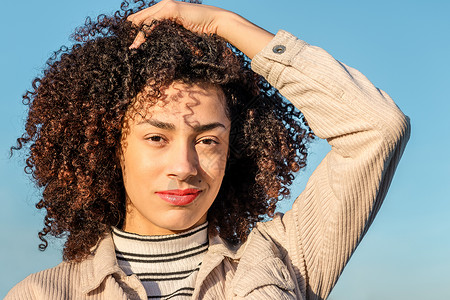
[6,30,410,300]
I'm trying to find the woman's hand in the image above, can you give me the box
[127,0,274,59]
[127,0,224,47]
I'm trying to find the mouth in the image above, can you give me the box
[156,189,202,206]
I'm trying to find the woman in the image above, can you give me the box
[7,0,410,299]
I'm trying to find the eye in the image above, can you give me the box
[148,136,163,142]
[198,138,219,145]
[145,135,166,144]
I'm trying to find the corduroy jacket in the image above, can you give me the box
[6,30,410,300]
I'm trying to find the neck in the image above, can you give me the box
[111,222,209,299]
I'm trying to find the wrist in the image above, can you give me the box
[213,10,241,40]
[214,11,274,59]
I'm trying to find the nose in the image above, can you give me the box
[166,141,198,181]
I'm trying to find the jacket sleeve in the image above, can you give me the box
[251,30,410,299]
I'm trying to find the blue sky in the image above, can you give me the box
[1,0,449,298]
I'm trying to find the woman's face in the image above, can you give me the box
[119,82,231,235]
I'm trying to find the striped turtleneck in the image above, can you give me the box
[111,223,209,299]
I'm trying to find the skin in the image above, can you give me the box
[120,82,231,235]
[127,0,275,59]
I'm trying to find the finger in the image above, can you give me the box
[127,10,151,26]
[127,1,167,26]
[127,8,150,25]
[129,31,146,49]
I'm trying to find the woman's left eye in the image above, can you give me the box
[198,138,219,145]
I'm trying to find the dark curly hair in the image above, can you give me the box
[13,0,313,262]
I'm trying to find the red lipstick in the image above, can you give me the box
[156,189,201,206]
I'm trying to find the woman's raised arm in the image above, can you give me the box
[130,2,411,297]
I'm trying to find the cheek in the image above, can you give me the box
[198,147,228,177]
[121,143,158,189]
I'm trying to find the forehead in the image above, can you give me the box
[130,82,230,126]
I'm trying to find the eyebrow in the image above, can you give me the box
[138,119,227,133]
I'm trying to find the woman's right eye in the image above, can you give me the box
[149,136,162,142]
[145,135,166,144]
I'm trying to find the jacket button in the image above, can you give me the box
[272,45,286,54]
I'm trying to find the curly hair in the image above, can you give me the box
[13,0,313,262]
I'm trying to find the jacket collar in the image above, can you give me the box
[191,234,247,299]
[80,233,123,295]
[78,231,246,296]
[207,234,245,259]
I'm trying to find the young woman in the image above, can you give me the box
[7,0,410,299]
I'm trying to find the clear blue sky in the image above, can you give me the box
[1,0,449,298]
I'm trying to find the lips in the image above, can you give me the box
[156,189,202,206]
